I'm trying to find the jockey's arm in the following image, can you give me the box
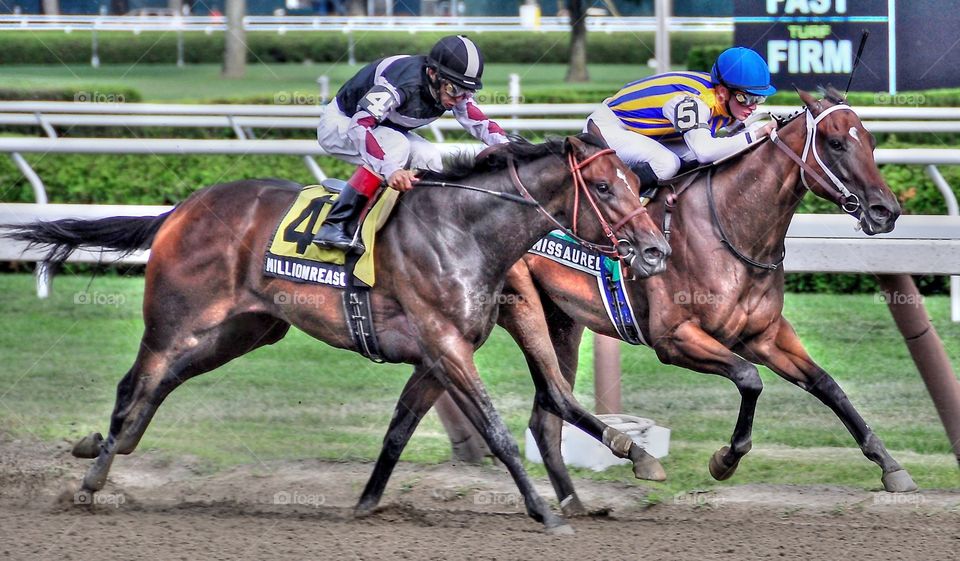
[663,95,769,165]
[452,98,509,145]
[345,85,407,179]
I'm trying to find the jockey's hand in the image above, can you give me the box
[388,169,418,192]
[754,121,777,139]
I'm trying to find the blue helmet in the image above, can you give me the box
[710,47,777,97]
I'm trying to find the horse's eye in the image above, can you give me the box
[828,139,845,151]
[595,182,610,194]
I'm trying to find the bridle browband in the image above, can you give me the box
[508,147,649,257]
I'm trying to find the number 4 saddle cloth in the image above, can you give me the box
[264,183,400,288]
[528,230,647,346]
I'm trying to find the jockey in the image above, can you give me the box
[313,35,509,252]
[586,47,778,191]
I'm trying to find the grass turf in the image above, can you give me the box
[0,272,957,496]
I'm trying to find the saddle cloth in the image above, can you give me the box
[528,231,647,346]
[264,184,399,288]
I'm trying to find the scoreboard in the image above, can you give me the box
[734,1,960,94]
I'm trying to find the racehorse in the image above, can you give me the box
[353,89,917,518]
[4,134,670,533]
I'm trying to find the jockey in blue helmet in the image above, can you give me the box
[586,46,778,191]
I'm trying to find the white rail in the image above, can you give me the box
[0,15,733,33]
[3,102,960,120]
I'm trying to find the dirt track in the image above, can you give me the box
[1,436,958,561]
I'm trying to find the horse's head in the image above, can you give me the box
[793,87,901,234]
[563,133,670,277]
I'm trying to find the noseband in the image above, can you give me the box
[508,148,649,257]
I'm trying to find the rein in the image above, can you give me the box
[416,180,537,207]
[705,169,785,271]
[508,148,648,256]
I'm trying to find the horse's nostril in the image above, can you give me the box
[643,247,664,262]
[869,204,892,223]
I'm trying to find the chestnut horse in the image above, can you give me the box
[5,135,670,533]
[355,89,916,518]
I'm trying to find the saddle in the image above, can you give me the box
[264,181,401,363]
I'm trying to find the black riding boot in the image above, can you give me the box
[313,185,370,253]
[630,162,661,199]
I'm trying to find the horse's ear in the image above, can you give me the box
[796,88,823,116]
[564,135,589,159]
[586,119,608,147]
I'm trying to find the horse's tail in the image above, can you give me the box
[2,210,175,264]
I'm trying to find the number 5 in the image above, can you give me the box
[675,99,699,132]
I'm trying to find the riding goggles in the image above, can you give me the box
[441,80,475,100]
[733,91,767,106]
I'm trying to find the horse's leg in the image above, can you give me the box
[525,306,591,516]
[355,365,445,516]
[662,322,765,480]
[744,317,917,492]
[499,265,665,493]
[76,312,290,499]
[417,327,572,534]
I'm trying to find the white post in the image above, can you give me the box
[508,73,521,135]
[655,0,671,74]
[317,74,330,104]
[925,165,960,322]
[347,31,356,66]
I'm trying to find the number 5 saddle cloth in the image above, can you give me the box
[264,184,400,288]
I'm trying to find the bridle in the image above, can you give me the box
[507,147,649,257]
[770,104,863,217]
[705,102,864,272]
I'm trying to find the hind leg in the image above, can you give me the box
[76,313,289,497]
[355,365,445,516]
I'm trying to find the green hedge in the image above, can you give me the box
[0,86,141,102]
[0,148,955,293]
[0,30,730,66]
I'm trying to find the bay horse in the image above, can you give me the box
[5,134,670,533]
[354,89,917,518]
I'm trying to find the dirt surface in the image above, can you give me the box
[1,436,958,561]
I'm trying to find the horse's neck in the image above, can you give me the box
[414,156,570,281]
[708,121,808,259]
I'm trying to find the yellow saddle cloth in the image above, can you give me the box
[264,184,399,287]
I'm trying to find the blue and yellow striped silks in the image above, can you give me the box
[605,71,736,141]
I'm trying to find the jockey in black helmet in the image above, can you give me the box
[313,35,508,252]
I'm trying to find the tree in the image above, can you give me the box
[347,0,365,16]
[223,0,246,78]
[565,0,589,83]
[41,0,60,15]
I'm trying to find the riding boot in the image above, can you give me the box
[313,165,382,253]
[630,162,661,200]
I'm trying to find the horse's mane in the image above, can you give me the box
[421,133,608,182]
[774,85,848,129]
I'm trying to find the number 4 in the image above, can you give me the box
[363,91,393,118]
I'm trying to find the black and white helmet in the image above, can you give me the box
[428,35,484,91]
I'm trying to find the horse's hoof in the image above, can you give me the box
[71,432,103,459]
[708,446,740,481]
[559,494,588,517]
[633,455,667,482]
[353,503,377,518]
[545,523,575,536]
[629,446,667,481]
[882,469,918,493]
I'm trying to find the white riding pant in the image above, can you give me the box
[317,100,444,174]
[585,104,693,180]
